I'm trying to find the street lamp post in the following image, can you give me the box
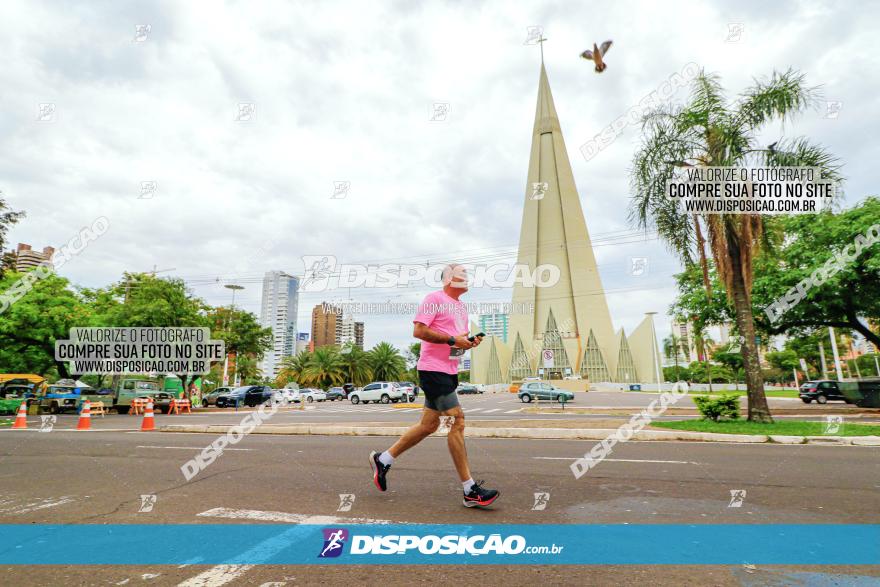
[223,284,245,386]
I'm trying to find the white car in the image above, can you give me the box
[348,382,404,405]
[274,389,298,404]
[298,388,327,403]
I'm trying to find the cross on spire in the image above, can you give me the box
[537,35,547,63]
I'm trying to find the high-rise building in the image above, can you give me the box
[7,243,55,272]
[295,332,310,355]
[670,320,700,364]
[478,313,509,343]
[258,271,300,378]
[313,304,364,348]
[339,315,365,348]
[312,303,342,348]
[470,62,659,384]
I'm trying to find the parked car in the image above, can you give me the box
[215,387,249,408]
[349,382,404,404]
[202,387,235,407]
[298,388,327,403]
[243,385,275,406]
[456,383,482,395]
[396,381,418,401]
[517,382,575,403]
[326,387,345,401]
[799,380,849,404]
[275,388,299,404]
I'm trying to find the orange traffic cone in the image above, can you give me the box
[140,401,155,431]
[12,401,28,429]
[76,400,92,431]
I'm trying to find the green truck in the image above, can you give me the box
[114,378,183,414]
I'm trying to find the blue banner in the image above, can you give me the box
[1,524,877,565]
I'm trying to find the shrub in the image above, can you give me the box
[693,394,740,422]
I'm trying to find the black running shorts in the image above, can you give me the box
[418,370,460,413]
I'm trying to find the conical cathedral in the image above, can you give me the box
[471,63,660,385]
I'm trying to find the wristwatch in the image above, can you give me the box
[446,336,456,346]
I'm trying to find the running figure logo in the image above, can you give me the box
[728,489,746,508]
[319,528,349,558]
[531,492,550,510]
[337,494,355,512]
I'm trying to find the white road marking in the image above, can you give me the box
[465,408,483,413]
[0,495,76,514]
[197,507,393,524]
[504,409,521,414]
[178,564,254,587]
[180,509,395,586]
[136,446,252,451]
[482,409,502,413]
[532,457,700,465]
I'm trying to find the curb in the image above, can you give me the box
[156,424,880,445]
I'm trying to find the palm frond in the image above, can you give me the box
[735,68,819,131]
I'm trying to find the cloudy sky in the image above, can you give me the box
[2,0,878,351]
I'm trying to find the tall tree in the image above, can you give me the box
[752,197,880,348]
[302,346,345,389]
[339,343,374,386]
[0,195,25,277]
[97,273,208,395]
[368,342,406,382]
[0,271,91,377]
[662,333,688,381]
[631,68,841,422]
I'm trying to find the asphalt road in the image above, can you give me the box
[1,426,878,585]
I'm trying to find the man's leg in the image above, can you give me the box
[388,408,440,458]
[442,405,471,482]
[369,406,440,491]
[435,395,500,508]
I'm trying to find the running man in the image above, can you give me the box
[369,264,500,508]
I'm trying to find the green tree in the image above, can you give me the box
[368,342,406,381]
[339,343,373,386]
[633,68,841,422]
[663,333,689,381]
[276,350,312,387]
[0,196,25,277]
[751,197,880,348]
[94,273,208,395]
[0,271,91,377]
[302,346,345,389]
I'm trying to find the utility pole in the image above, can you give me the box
[223,284,245,387]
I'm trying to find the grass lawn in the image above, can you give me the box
[653,419,880,436]
[626,388,800,398]
[697,389,799,398]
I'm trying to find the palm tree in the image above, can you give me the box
[695,329,715,393]
[235,354,262,385]
[276,350,312,387]
[368,342,407,382]
[339,343,374,386]
[631,69,841,422]
[663,333,688,380]
[302,346,345,389]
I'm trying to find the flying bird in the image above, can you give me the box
[580,40,613,72]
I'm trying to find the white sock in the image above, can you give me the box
[378,451,394,466]
[462,478,475,493]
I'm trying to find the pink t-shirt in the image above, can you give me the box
[413,290,468,375]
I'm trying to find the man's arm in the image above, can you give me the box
[413,322,475,349]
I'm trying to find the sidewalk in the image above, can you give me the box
[158,421,880,445]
